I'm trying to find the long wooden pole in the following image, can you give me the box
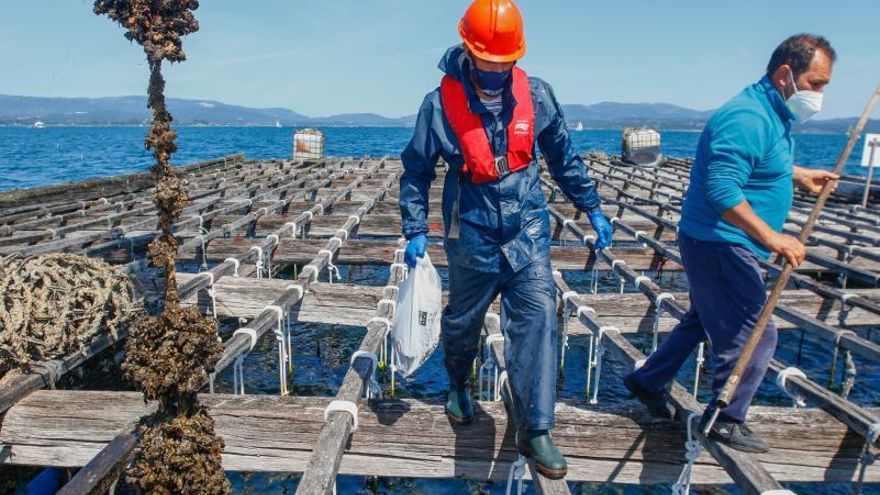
[862,137,878,208]
[705,84,880,436]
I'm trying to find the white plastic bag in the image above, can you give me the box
[390,253,442,377]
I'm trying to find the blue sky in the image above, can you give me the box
[3,0,878,118]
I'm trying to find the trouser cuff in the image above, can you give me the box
[523,421,555,431]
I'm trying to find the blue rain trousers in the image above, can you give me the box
[630,232,778,422]
[443,255,558,431]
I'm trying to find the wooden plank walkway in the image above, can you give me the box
[1,390,875,485]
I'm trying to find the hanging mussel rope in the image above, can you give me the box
[93,1,230,493]
[0,253,141,382]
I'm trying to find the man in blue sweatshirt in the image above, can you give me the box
[624,34,839,453]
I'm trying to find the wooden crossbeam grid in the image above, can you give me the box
[0,154,877,495]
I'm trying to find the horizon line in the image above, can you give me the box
[0,92,872,122]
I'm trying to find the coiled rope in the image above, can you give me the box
[0,253,141,380]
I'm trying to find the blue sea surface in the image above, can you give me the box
[0,126,874,191]
[2,127,878,494]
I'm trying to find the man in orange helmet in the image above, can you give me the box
[399,0,613,479]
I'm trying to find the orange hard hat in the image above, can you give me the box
[458,0,526,64]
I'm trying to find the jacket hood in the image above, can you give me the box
[438,44,470,83]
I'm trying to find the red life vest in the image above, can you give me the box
[440,66,535,184]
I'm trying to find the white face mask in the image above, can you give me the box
[785,71,823,122]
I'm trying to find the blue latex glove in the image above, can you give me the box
[588,207,614,250]
[404,234,428,268]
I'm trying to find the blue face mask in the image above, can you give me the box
[472,67,511,96]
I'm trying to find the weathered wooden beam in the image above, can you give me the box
[0,329,126,415]
[55,430,139,495]
[482,313,572,494]
[594,162,880,271]
[113,160,334,239]
[621,163,880,267]
[1,391,875,485]
[175,276,385,326]
[767,360,880,449]
[785,245,880,286]
[294,235,407,494]
[793,197,880,231]
[0,194,216,257]
[789,209,880,243]
[564,290,880,334]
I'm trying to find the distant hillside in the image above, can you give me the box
[562,102,714,131]
[564,102,715,121]
[0,94,874,134]
[561,101,879,134]
[794,117,880,135]
[309,113,410,127]
[0,95,311,126]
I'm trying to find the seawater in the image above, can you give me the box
[0,126,873,191]
[1,127,878,494]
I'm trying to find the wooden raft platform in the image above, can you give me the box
[1,153,878,495]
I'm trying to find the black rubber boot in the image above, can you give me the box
[624,373,676,420]
[699,414,770,454]
[516,430,568,480]
[445,386,474,425]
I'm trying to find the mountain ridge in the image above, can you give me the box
[0,94,874,135]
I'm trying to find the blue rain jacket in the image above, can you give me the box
[400,45,602,273]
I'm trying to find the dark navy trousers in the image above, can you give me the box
[442,256,558,431]
[631,233,778,422]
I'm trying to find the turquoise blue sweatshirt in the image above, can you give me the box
[679,76,795,258]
